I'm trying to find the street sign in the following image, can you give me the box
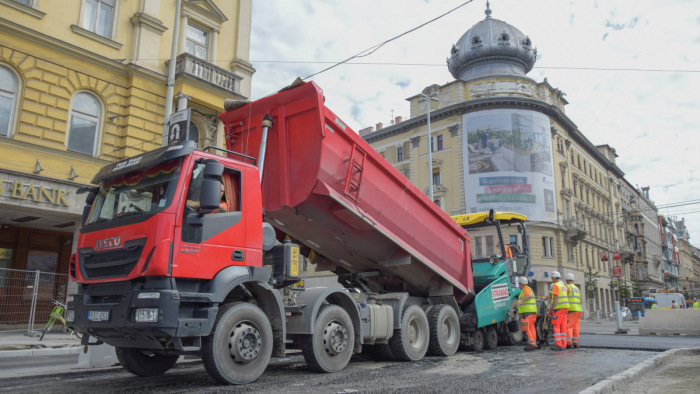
[168,109,191,145]
[613,265,622,278]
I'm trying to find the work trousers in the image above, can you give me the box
[551,308,568,348]
[520,313,537,348]
[567,311,582,347]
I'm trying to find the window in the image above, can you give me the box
[542,236,554,258]
[397,147,403,162]
[437,134,444,151]
[67,92,101,156]
[186,24,208,59]
[0,66,18,137]
[82,0,115,38]
[432,168,441,186]
[14,0,33,5]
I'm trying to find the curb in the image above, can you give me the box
[579,347,700,394]
[0,346,83,359]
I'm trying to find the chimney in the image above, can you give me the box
[395,116,402,124]
[641,186,650,199]
[376,122,383,131]
[359,126,374,136]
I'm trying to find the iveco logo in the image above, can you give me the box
[95,236,121,250]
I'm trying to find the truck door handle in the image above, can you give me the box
[232,250,245,261]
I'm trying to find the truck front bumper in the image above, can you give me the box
[67,278,217,351]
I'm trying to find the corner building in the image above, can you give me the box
[0,0,252,298]
[364,5,634,315]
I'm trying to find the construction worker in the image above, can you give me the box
[548,271,569,351]
[565,273,582,349]
[515,276,538,351]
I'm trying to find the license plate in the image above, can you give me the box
[88,310,110,322]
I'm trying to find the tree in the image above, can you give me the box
[618,279,632,300]
[584,265,600,313]
[632,281,643,297]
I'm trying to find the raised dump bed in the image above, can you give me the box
[219,81,473,302]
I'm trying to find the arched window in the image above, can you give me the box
[67,92,102,156]
[0,66,19,138]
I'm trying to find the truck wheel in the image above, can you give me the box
[389,304,429,361]
[115,347,179,377]
[484,326,498,350]
[427,304,460,356]
[470,330,484,352]
[202,302,273,385]
[301,305,355,373]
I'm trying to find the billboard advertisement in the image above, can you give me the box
[462,109,557,223]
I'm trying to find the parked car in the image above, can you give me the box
[610,307,632,321]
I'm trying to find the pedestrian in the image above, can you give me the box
[515,276,538,351]
[564,273,582,349]
[547,271,569,351]
[671,300,676,309]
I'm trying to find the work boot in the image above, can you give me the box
[524,346,537,351]
[550,346,565,351]
[566,345,574,349]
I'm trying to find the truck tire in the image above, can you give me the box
[499,300,524,346]
[469,330,484,352]
[389,304,429,361]
[115,347,179,377]
[202,302,273,385]
[300,305,355,373]
[427,304,460,356]
[484,326,498,350]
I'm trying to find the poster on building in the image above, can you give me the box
[613,265,622,278]
[462,109,557,223]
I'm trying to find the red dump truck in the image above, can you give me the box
[67,81,527,384]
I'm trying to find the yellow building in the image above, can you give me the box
[363,4,641,315]
[0,0,252,278]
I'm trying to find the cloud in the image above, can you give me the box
[249,0,700,247]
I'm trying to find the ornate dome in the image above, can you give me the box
[447,3,537,81]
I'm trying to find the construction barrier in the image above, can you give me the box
[638,309,700,336]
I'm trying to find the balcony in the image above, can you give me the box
[620,245,635,260]
[173,53,243,96]
[563,218,587,246]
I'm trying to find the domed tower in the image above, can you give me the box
[447,2,537,81]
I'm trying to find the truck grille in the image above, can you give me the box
[79,238,147,280]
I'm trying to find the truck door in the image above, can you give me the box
[176,161,248,278]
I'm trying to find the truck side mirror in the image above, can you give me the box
[198,160,224,214]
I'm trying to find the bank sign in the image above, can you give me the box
[0,179,71,207]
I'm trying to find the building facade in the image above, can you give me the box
[362,4,654,315]
[0,0,252,283]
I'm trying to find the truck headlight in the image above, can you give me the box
[135,308,160,323]
[65,309,75,323]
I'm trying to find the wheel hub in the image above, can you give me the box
[323,321,348,356]
[229,323,262,362]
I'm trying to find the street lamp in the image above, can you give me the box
[418,91,439,201]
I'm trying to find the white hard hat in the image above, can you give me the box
[518,276,528,285]
[551,271,561,278]
[565,273,575,281]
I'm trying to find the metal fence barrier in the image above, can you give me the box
[0,268,70,336]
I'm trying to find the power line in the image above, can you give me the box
[302,0,475,80]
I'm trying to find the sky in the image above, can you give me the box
[249,0,700,247]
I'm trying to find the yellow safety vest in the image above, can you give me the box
[552,280,569,310]
[567,283,582,312]
[694,301,699,309]
[518,285,537,314]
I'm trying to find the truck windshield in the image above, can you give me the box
[85,159,181,225]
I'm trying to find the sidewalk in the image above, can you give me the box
[580,318,639,335]
[0,329,83,358]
